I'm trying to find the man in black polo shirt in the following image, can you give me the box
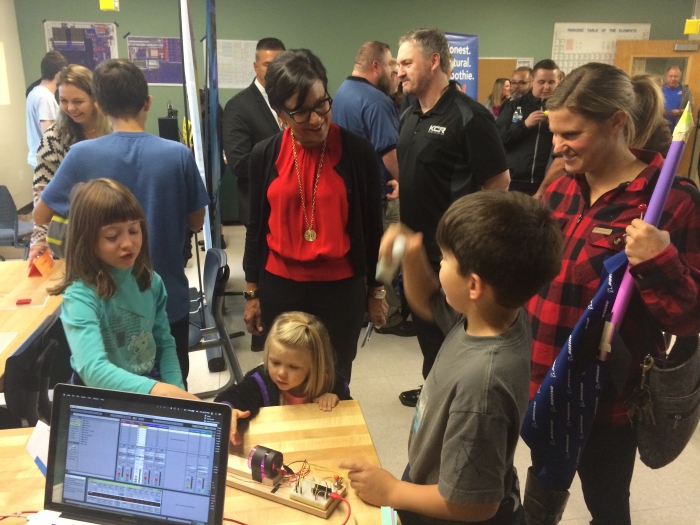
[396,28,510,407]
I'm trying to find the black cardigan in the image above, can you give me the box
[214,364,352,431]
[243,126,384,288]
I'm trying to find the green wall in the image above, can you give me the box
[14,0,693,135]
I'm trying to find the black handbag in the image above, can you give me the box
[629,335,700,469]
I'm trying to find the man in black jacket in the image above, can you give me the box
[222,38,285,225]
[496,59,559,196]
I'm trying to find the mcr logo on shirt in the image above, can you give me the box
[428,125,447,135]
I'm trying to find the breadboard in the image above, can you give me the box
[289,478,336,510]
[226,454,346,519]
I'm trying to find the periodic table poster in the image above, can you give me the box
[552,23,650,73]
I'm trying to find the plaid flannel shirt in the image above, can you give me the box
[526,149,700,425]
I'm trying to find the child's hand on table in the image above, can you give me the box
[314,393,339,411]
[229,409,250,445]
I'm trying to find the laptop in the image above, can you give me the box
[40,384,231,525]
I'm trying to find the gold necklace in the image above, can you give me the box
[291,131,326,242]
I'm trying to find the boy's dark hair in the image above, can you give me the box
[41,51,68,80]
[436,191,562,309]
[265,49,328,111]
[532,59,559,77]
[256,37,286,52]
[93,59,149,119]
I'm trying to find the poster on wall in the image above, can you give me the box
[204,39,256,89]
[446,33,478,100]
[127,36,183,85]
[552,23,650,73]
[44,21,118,71]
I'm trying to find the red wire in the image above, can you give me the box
[330,493,351,525]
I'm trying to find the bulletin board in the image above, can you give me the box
[127,36,183,85]
[44,21,118,71]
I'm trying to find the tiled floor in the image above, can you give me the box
[185,224,700,524]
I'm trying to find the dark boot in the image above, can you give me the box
[523,467,570,525]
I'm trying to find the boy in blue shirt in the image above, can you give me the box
[34,59,209,387]
[342,191,562,524]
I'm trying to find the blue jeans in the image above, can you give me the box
[396,464,524,525]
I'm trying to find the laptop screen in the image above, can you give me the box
[46,385,230,525]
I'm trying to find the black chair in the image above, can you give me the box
[189,248,245,398]
[2,316,59,427]
[0,185,33,261]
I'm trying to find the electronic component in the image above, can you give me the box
[227,453,347,518]
[247,445,283,483]
[289,477,345,511]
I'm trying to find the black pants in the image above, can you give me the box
[531,421,637,525]
[258,271,365,383]
[397,464,524,525]
[170,315,191,389]
[413,261,446,379]
[237,177,250,226]
[414,314,446,379]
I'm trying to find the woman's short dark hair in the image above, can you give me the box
[93,59,149,119]
[437,191,562,309]
[265,49,328,111]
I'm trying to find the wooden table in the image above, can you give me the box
[0,400,383,524]
[0,260,64,391]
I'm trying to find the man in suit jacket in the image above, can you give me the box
[223,38,285,226]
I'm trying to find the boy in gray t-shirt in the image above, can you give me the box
[342,191,562,524]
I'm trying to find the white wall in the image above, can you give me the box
[0,0,31,207]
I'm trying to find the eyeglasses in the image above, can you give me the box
[284,95,333,124]
[510,80,531,86]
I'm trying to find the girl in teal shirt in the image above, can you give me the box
[51,178,197,400]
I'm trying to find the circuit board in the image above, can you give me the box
[289,478,338,511]
[226,454,347,519]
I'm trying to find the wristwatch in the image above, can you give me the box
[369,289,386,300]
[243,290,259,300]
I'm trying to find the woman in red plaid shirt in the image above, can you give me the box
[525,63,700,525]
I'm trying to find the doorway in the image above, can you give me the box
[616,40,700,182]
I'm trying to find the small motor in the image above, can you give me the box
[247,445,284,483]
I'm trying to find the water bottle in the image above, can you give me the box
[512,106,523,123]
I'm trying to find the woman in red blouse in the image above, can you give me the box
[242,49,387,384]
